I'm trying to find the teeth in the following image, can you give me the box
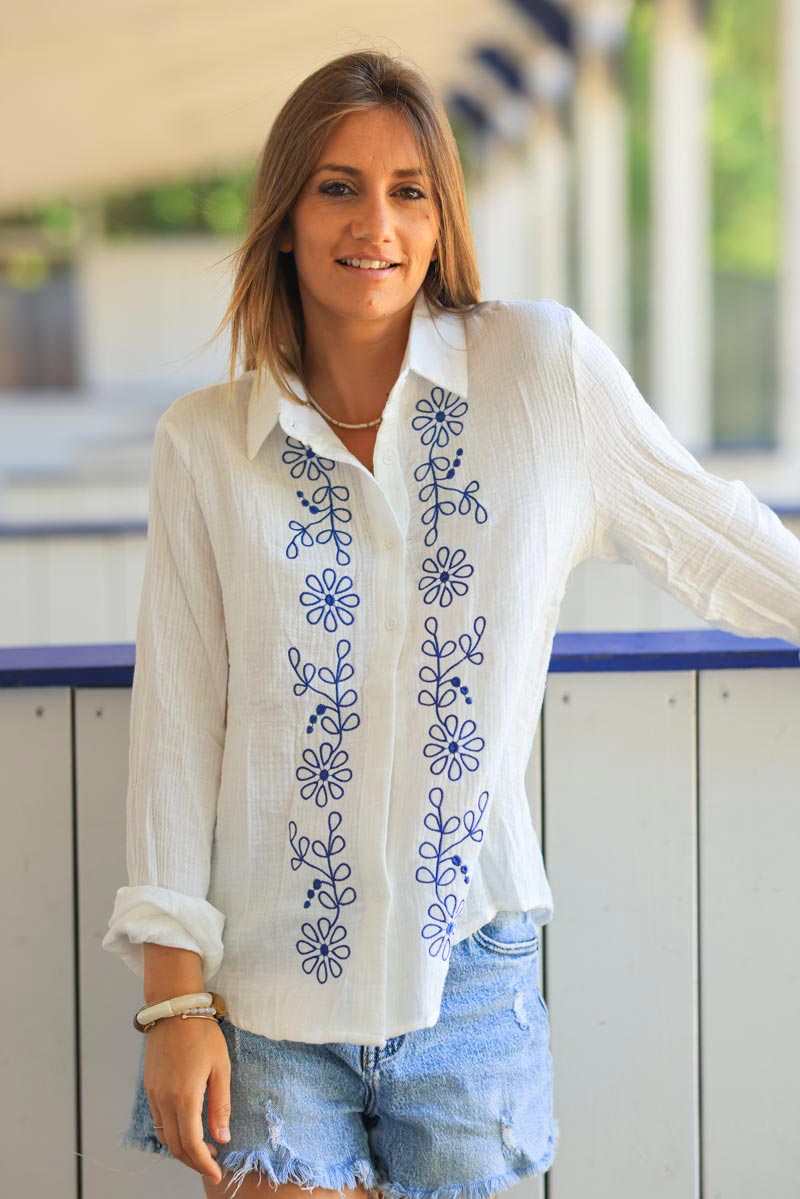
[339,258,396,269]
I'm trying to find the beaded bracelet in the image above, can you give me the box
[133,990,228,1033]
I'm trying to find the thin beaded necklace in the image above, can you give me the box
[302,389,388,430]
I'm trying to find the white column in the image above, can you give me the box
[573,0,634,364]
[466,148,496,303]
[469,139,527,302]
[466,78,532,303]
[778,0,800,460]
[650,0,713,449]
[522,44,575,305]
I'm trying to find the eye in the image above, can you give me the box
[318,181,354,197]
[318,182,427,201]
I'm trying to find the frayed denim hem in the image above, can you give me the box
[210,1149,379,1198]
[117,1116,560,1199]
[118,1129,380,1199]
[371,1115,560,1199]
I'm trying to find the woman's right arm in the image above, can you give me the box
[101,414,232,1185]
[102,415,229,982]
[143,943,206,1004]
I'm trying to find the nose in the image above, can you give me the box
[348,191,395,243]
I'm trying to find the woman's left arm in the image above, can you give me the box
[567,305,800,650]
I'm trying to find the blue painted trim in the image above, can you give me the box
[0,520,148,538]
[506,0,575,55]
[1,631,797,689]
[446,91,492,133]
[0,642,135,687]
[473,46,529,96]
[549,630,800,673]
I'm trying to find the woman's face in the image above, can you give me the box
[281,107,440,325]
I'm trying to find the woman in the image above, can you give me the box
[103,48,800,1199]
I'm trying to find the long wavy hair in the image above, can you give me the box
[205,47,482,406]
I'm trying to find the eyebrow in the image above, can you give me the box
[312,162,426,179]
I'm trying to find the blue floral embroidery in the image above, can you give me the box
[418,613,486,779]
[288,809,357,983]
[283,439,360,979]
[411,386,490,960]
[300,568,361,630]
[418,546,474,606]
[415,786,490,960]
[411,387,488,549]
[424,714,485,780]
[282,438,353,565]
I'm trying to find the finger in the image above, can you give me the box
[176,1098,223,1183]
[207,1063,232,1144]
[161,1107,186,1167]
[148,1103,165,1144]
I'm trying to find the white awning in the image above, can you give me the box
[1,0,537,212]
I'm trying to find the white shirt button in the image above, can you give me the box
[384,538,395,550]
[385,616,398,630]
[383,451,395,464]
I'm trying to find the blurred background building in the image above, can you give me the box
[1,0,798,645]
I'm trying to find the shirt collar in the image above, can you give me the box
[245,287,469,461]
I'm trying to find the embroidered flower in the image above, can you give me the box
[410,386,468,448]
[295,916,352,983]
[418,547,474,606]
[300,568,361,631]
[282,438,336,481]
[420,893,464,960]
[423,714,486,780]
[295,742,353,807]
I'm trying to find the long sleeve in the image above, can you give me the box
[101,416,229,981]
[568,306,800,649]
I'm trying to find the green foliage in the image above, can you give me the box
[708,0,779,277]
[103,167,255,237]
[626,0,779,279]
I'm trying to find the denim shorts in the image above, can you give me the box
[119,908,560,1198]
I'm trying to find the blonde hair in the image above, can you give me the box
[207,47,481,406]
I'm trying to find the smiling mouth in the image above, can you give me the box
[335,259,400,270]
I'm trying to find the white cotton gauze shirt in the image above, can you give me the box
[102,289,800,1046]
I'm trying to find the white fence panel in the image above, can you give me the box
[77,684,199,1199]
[0,687,77,1198]
[699,667,800,1197]
[543,669,699,1198]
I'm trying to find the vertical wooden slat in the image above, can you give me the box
[0,687,77,1197]
[522,724,547,1199]
[543,669,700,1198]
[699,667,800,1194]
[77,685,195,1198]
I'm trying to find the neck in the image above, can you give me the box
[300,293,414,423]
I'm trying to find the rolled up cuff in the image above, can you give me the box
[101,884,225,982]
